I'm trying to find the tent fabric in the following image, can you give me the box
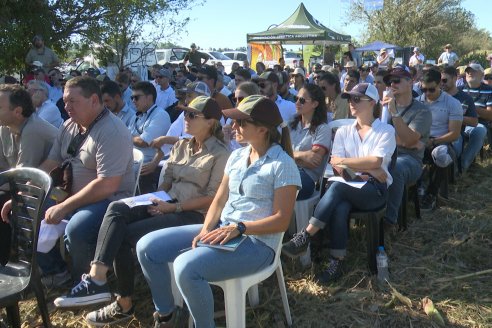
[246,3,351,45]
[355,41,403,52]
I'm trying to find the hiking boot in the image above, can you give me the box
[41,269,71,289]
[54,274,111,308]
[316,257,344,284]
[85,301,134,326]
[153,307,186,328]
[420,194,436,212]
[282,229,311,258]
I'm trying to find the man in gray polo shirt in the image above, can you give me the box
[382,67,431,224]
[418,69,462,210]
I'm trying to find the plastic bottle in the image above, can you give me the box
[376,246,389,283]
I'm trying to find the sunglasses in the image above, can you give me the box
[234,119,255,127]
[130,94,144,101]
[441,78,448,83]
[294,96,309,105]
[421,87,436,93]
[484,76,492,80]
[347,96,372,104]
[184,111,205,120]
[389,78,401,84]
[233,96,244,104]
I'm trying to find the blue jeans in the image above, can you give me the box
[296,168,315,200]
[309,181,387,258]
[136,224,274,328]
[458,124,487,171]
[38,199,111,282]
[385,154,423,224]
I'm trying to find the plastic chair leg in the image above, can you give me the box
[32,275,51,328]
[6,303,21,328]
[247,285,259,307]
[222,281,247,328]
[276,265,292,326]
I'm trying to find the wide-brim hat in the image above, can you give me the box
[222,95,283,127]
[183,96,222,120]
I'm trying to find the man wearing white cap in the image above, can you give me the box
[409,47,425,67]
[155,69,178,111]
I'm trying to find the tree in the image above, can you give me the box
[347,0,479,60]
[0,0,200,74]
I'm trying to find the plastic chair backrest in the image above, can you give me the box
[324,119,356,178]
[0,168,52,269]
[132,148,144,196]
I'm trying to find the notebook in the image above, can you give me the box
[120,191,172,208]
[197,235,247,252]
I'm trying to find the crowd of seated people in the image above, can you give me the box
[1,45,492,327]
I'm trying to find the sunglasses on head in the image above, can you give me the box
[184,111,205,120]
[130,94,143,101]
[421,87,436,93]
[233,96,244,104]
[347,96,372,104]
[294,96,309,105]
[234,119,255,127]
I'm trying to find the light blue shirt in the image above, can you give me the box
[49,85,63,103]
[418,91,463,138]
[220,144,301,251]
[115,103,136,128]
[129,105,171,162]
[276,95,296,122]
[37,99,63,128]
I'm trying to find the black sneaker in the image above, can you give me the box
[54,274,111,308]
[153,307,185,328]
[85,301,134,326]
[316,257,344,284]
[282,229,311,258]
[420,194,436,212]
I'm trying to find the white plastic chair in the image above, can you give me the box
[169,233,292,328]
[132,148,144,196]
[323,119,356,180]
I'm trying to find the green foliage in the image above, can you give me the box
[460,51,489,68]
[347,0,485,60]
[0,0,200,73]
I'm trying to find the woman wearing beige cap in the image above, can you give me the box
[137,95,301,327]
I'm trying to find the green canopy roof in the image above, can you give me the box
[247,3,351,45]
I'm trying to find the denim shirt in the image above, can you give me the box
[220,144,301,251]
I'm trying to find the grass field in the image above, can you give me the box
[4,158,492,328]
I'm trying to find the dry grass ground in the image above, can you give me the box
[3,159,492,328]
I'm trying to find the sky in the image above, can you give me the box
[172,0,491,50]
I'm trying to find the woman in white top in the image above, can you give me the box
[283,83,395,284]
[289,84,331,199]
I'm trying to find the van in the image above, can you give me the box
[155,48,189,65]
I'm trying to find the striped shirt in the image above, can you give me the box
[460,82,492,124]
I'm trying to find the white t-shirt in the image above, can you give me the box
[155,85,177,110]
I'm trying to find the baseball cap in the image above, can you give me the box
[157,68,172,79]
[380,48,387,53]
[291,67,305,76]
[256,71,280,84]
[484,68,492,76]
[383,66,412,84]
[321,65,331,72]
[179,81,211,96]
[190,43,197,48]
[431,145,453,168]
[444,44,452,49]
[183,96,221,120]
[413,47,420,52]
[465,63,484,73]
[344,61,356,68]
[341,83,379,102]
[222,95,283,127]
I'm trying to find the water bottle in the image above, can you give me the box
[376,246,389,283]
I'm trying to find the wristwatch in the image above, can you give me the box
[236,222,246,235]
[174,203,183,213]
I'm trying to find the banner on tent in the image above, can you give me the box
[248,43,283,70]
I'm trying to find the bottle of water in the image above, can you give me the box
[376,246,389,283]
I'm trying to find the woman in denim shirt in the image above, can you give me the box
[137,95,301,328]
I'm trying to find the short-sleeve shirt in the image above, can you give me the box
[276,95,296,122]
[155,85,177,110]
[392,100,431,161]
[160,136,230,214]
[452,90,477,131]
[332,119,396,186]
[114,103,136,128]
[37,99,63,128]
[129,105,171,163]
[409,54,425,67]
[48,110,134,200]
[289,122,331,183]
[184,50,210,66]
[220,144,301,251]
[438,52,459,66]
[25,47,58,67]
[460,82,492,124]
[0,114,57,170]
[418,91,463,137]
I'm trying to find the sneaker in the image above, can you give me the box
[54,274,111,308]
[85,301,134,326]
[315,257,344,284]
[420,194,436,212]
[282,229,311,258]
[41,269,71,289]
[153,307,185,328]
